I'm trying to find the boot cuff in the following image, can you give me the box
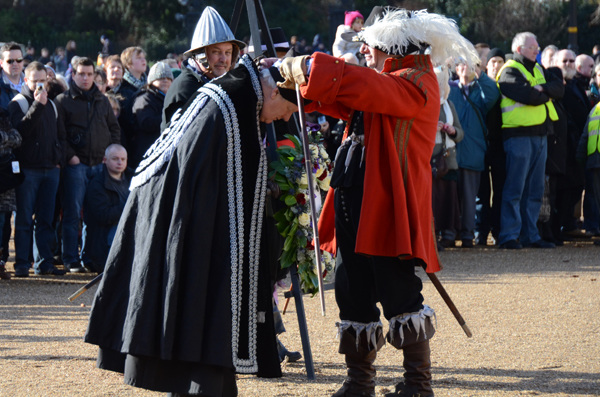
[336,320,384,352]
[387,305,436,348]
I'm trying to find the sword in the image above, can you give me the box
[295,83,326,317]
[68,273,103,302]
[425,268,472,337]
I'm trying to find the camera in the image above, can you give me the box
[36,82,44,91]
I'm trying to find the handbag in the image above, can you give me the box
[431,130,449,180]
[0,153,24,194]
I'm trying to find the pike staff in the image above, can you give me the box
[295,83,326,316]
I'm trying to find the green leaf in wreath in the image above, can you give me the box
[298,235,307,248]
[280,246,297,268]
[284,195,297,206]
[283,235,296,252]
[289,221,298,237]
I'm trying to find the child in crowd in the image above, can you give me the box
[332,10,364,65]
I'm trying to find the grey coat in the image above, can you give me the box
[432,100,464,170]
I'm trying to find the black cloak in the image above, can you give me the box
[85,55,281,395]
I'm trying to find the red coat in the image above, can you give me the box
[302,52,441,273]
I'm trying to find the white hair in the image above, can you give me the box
[512,32,537,53]
[259,68,277,90]
[541,45,558,62]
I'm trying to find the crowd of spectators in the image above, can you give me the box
[1,24,600,280]
[434,34,600,250]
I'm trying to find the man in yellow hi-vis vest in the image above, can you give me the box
[576,104,600,246]
[496,32,564,249]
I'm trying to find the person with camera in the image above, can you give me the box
[445,60,499,248]
[55,57,120,273]
[8,61,66,276]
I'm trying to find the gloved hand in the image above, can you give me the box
[277,55,310,90]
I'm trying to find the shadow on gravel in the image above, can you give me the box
[256,362,600,395]
[432,244,600,283]
[428,365,600,395]
[0,354,95,361]
[0,305,89,318]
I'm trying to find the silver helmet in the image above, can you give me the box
[185,6,246,56]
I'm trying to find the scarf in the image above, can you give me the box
[436,99,456,149]
[123,70,147,90]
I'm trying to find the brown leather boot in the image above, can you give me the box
[332,322,385,397]
[385,307,435,397]
[384,340,433,397]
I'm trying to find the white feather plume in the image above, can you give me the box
[359,8,479,69]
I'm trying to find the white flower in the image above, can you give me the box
[312,263,319,276]
[318,176,330,191]
[310,145,319,158]
[297,173,308,187]
[298,213,311,227]
[315,164,325,177]
[319,147,329,160]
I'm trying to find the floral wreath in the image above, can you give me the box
[270,129,335,294]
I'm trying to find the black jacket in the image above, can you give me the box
[161,59,208,131]
[110,79,140,150]
[0,71,20,112]
[497,54,564,140]
[558,75,591,187]
[131,87,164,168]
[55,83,120,166]
[83,164,133,273]
[8,85,65,168]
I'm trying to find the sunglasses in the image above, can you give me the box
[5,58,23,64]
[561,59,575,64]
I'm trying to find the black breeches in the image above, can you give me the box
[334,183,424,324]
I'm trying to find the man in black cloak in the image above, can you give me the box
[84,55,299,396]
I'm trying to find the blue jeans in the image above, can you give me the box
[15,167,60,273]
[499,136,547,245]
[62,163,91,265]
[0,212,5,257]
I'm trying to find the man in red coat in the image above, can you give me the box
[278,7,479,397]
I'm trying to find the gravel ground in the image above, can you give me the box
[1,241,599,396]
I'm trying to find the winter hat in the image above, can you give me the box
[148,62,174,85]
[345,11,364,26]
[487,48,505,62]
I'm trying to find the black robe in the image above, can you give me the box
[85,56,281,396]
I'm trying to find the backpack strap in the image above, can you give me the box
[11,93,58,120]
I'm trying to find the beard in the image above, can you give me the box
[562,67,576,80]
